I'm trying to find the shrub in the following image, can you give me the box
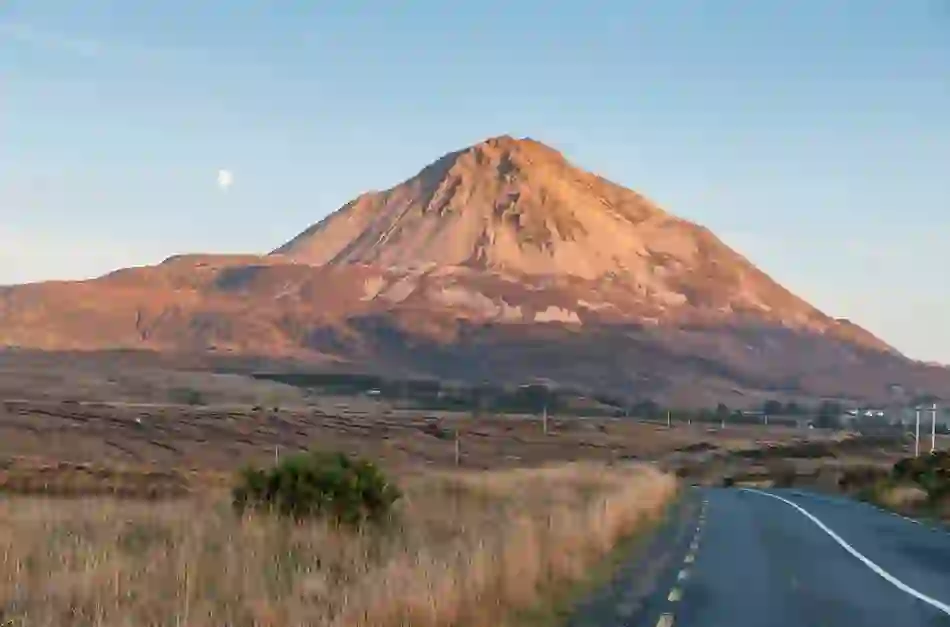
[232,450,400,526]
[422,421,453,440]
[169,387,206,406]
[838,465,888,493]
[891,452,950,499]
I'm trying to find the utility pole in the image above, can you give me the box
[932,403,938,454]
[274,443,280,466]
[542,403,549,435]
[667,410,671,428]
[454,429,461,467]
[915,408,921,457]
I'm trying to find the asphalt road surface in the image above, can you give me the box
[572,487,950,627]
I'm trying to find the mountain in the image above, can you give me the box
[273,135,886,350]
[0,136,946,406]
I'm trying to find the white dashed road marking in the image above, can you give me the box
[742,488,950,616]
[668,587,683,602]
[656,613,675,627]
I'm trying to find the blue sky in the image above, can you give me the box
[2,1,948,361]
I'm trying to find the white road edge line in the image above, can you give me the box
[741,488,950,616]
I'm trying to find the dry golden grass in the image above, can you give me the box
[0,463,675,627]
[876,483,930,510]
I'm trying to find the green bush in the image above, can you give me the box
[169,387,206,406]
[422,421,453,440]
[889,452,950,502]
[232,451,401,526]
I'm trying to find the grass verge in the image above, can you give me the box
[0,462,675,627]
[848,452,950,525]
[512,484,682,627]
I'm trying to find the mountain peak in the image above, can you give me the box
[407,135,568,194]
[474,133,521,147]
[273,135,666,275]
[468,134,560,155]
[463,134,569,168]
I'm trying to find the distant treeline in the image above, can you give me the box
[251,372,601,415]
[631,399,850,427]
[250,371,864,425]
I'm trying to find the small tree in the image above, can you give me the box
[232,450,401,526]
[169,387,206,406]
[784,401,803,415]
[816,400,844,428]
[632,399,661,419]
[763,399,783,415]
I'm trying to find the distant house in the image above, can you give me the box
[844,408,886,418]
[836,408,891,430]
[841,406,950,433]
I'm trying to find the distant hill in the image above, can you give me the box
[2,135,947,406]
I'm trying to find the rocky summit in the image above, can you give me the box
[1,136,946,405]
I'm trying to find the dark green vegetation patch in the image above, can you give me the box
[232,450,401,526]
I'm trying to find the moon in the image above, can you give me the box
[217,169,234,191]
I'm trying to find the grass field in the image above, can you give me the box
[0,356,910,626]
[0,396,842,478]
[0,463,676,627]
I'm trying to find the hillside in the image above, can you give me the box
[0,136,946,406]
[272,135,888,350]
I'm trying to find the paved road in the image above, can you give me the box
[574,487,950,627]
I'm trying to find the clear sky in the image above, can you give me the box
[2,2,948,362]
